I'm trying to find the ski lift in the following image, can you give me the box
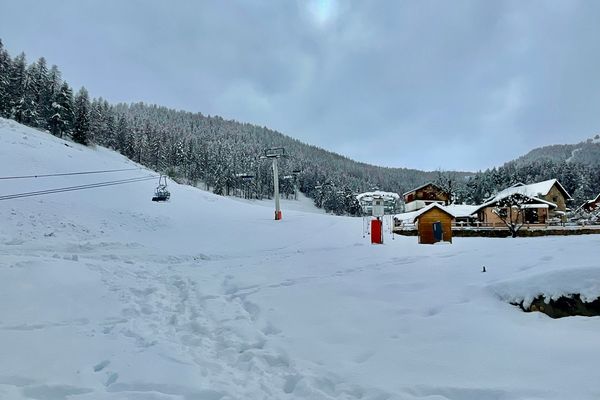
[236,172,255,181]
[152,175,171,202]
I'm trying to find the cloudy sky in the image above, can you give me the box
[1,0,599,171]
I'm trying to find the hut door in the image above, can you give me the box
[432,221,443,242]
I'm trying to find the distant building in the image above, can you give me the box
[582,193,600,213]
[356,191,400,215]
[483,179,572,222]
[474,193,557,225]
[402,183,449,212]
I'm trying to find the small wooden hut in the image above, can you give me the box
[413,203,455,244]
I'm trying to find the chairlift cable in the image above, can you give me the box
[0,175,158,201]
[0,167,142,180]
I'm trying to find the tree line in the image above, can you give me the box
[1,39,598,214]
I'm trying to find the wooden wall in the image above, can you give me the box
[416,208,453,244]
[542,184,568,211]
[478,206,549,225]
[404,184,449,204]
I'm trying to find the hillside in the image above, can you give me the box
[2,119,600,400]
[512,134,600,167]
[0,40,472,217]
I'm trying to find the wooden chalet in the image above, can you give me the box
[483,179,571,221]
[474,193,557,226]
[582,193,600,213]
[403,183,450,212]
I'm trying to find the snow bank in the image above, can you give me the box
[490,267,600,308]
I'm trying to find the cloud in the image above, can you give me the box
[1,0,599,171]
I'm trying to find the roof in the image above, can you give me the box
[485,179,572,203]
[444,204,479,218]
[402,182,444,197]
[585,193,600,205]
[394,203,455,224]
[356,191,400,202]
[474,192,557,214]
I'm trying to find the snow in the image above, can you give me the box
[230,192,326,214]
[394,203,455,224]
[444,204,479,218]
[356,190,400,201]
[485,179,572,203]
[491,267,600,308]
[2,117,600,400]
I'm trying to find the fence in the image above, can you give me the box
[394,220,600,237]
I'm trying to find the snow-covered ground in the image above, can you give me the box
[1,117,600,400]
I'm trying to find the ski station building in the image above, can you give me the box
[356,191,400,215]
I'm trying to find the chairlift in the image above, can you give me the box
[236,172,255,181]
[263,147,286,159]
[152,175,171,202]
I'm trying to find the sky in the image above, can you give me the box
[1,0,600,171]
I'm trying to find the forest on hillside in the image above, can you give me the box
[1,39,598,213]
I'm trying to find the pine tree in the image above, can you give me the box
[32,57,51,127]
[49,82,74,138]
[0,39,11,117]
[113,114,130,153]
[8,52,27,123]
[44,64,62,128]
[72,87,91,145]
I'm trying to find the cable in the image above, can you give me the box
[0,175,158,201]
[0,167,142,180]
[0,175,157,201]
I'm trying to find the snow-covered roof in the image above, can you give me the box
[475,192,557,214]
[356,191,400,202]
[444,204,479,218]
[485,179,572,203]
[394,203,455,223]
[402,182,442,196]
[585,193,600,205]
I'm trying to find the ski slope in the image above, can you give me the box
[1,117,600,400]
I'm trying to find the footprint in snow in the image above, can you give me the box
[93,360,110,372]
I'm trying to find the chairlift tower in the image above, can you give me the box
[261,147,286,220]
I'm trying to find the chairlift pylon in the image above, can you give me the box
[152,175,171,202]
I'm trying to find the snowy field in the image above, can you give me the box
[1,117,600,400]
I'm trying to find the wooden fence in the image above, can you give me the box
[394,220,600,237]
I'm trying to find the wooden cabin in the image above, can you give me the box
[403,183,450,212]
[413,203,454,244]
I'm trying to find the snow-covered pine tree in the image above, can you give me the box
[45,65,63,129]
[114,114,129,154]
[8,52,27,123]
[72,87,91,145]
[0,39,11,117]
[32,57,51,128]
[48,81,74,138]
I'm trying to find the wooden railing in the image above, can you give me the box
[394,221,600,231]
